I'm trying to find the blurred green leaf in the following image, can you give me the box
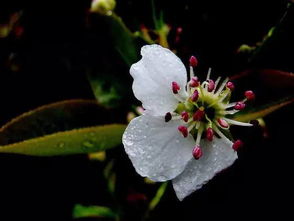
[0,124,125,156]
[232,97,294,122]
[0,99,123,145]
[104,160,116,194]
[104,13,141,66]
[249,3,294,69]
[149,182,168,211]
[73,204,118,219]
[88,74,125,108]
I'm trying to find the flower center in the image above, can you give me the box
[166,56,255,159]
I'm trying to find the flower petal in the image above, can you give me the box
[122,114,194,182]
[172,138,238,200]
[130,44,187,116]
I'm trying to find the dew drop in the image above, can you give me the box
[83,141,94,148]
[58,142,65,148]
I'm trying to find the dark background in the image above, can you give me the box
[0,0,292,220]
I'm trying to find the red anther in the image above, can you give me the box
[226,81,235,90]
[232,139,243,151]
[140,24,147,30]
[189,76,200,87]
[193,109,205,121]
[192,145,203,159]
[181,111,189,122]
[244,90,255,100]
[165,112,172,122]
[176,27,183,34]
[172,81,180,94]
[189,56,198,67]
[234,102,246,110]
[178,125,188,137]
[206,128,214,141]
[207,79,215,92]
[190,90,199,102]
[217,118,229,128]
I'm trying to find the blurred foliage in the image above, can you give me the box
[73,204,118,219]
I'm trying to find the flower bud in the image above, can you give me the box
[189,77,199,87]
[244,90,255,100]
[226,81,235,90]
[190,90,199,102]
[232,139,243,151]
[90,0,116,15]
[234,102,246,110]
[181,111,189,122]
[207,79,215,92]
[192,145,203,159]
[193,108,205,121]
[217,118,229,128]
[172,81,180,94]
[189,56,198,67]
[206,128,214,141]
[178,125,188,137]
[165,112,172,122]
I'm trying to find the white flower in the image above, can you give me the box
[122,44,254,200]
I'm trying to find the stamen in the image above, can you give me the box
[234,102,246,110]
[226,81,235,90]
[193,107,205,121]
[232,139,243,151]
[206,68,212,80]
[217,118,229,128]
[207,79,215,92]
[172,81,180,94]
[244,90,255,100]
[206,127,214,141]
[224,118,252,127]
[215,77,229,96]
[190,89,199,102]
[188,122,196,132]
[213,125,232,144]
[181,111,189,122]
[165,112,172,122]
[221,110,239,115]
[189,76,199,87]
[192,145,203,160]
[225,102,237,109]
[189,56,198,67]
[217,89,230,103]
[178,125,188,137]
[212,77,221,92]
[189,66,195,79]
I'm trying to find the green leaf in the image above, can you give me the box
[88,74,125,108]
[232,97,294,122]
[103,13,141,66]
[104,160,116,194]
[248,3,294,69]
[0,124,125,156]
[0,99,123,145]
[73,204,118,219]
[148,182,168,211]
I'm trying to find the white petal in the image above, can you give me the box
[130,44,187,116]
[122,114,194,182]
[172,138,238,200]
